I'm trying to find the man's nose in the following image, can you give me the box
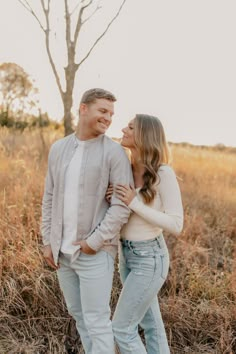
[104,113,112,122]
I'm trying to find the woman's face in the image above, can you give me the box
[121,118,136,148]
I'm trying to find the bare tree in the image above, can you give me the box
[17,0,127,136]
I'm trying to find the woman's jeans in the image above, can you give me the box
[57,250,115,354]
[112,235,170,354]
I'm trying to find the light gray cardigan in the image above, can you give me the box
[41,133,133,264]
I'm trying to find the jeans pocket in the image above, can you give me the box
[160,253,169,280]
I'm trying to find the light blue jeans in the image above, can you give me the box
[57,250,115,354]
[112,235,170,354]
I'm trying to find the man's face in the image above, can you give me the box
[80,98,114,137]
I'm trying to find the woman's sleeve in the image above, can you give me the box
[128,165,184,235]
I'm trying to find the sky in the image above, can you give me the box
[0,0,235,147]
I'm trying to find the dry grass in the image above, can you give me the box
[0,128,236,353]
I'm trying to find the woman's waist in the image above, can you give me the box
[120,233,168,251]
[121,222,162,241]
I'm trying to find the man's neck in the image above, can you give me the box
[75,126,101,141]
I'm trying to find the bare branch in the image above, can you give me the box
[82,3,102,25]
[17,0,31,11]
[73,0,93,43]
[65,0,72,48]
[73,3,85,46]
[40,0,64,98]
[77,0,127,67]
[40,0,46,12]
[74,0,101,48]
[70,1,81,16]
[18,0,64,98]
[17,0,45,32]
[81,0,93,11]
[41,0,50,11]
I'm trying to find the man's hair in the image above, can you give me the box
[80,88,117,105]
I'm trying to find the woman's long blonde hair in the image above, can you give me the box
[134,114,170,204]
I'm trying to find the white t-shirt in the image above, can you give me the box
[61,139,85,254]
[121,165,183,241]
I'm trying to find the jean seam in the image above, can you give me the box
[125,262,156,351]
[160,254,169,280]
[106,252,110,271]
[147,304,162,354]
[106,251,114,272]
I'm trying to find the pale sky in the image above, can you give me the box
[0,0,235,146]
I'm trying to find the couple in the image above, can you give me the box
[41,88,183,354]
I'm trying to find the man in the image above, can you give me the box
[41,88,133,354]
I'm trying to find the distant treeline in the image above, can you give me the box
[169,141,236,154]
[0,110,63,131]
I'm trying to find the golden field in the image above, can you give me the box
[0,128,236,354]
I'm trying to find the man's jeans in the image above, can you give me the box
[112,235,170,354]
[57,250,115,354]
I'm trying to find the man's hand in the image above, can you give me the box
[73,240,96,255]
[43,245,59,270]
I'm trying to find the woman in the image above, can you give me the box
[108,114,183,354]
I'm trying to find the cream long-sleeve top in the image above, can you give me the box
[121,165,184,241]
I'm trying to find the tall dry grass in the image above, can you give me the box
[0,128,236,353]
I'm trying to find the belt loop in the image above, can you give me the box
[156,236,161,248]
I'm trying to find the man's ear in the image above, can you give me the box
[80,103,88,114]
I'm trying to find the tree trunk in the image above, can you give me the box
[63,90,74,136]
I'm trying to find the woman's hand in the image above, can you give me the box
[105,184,113,204]
[115,184,136,206]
